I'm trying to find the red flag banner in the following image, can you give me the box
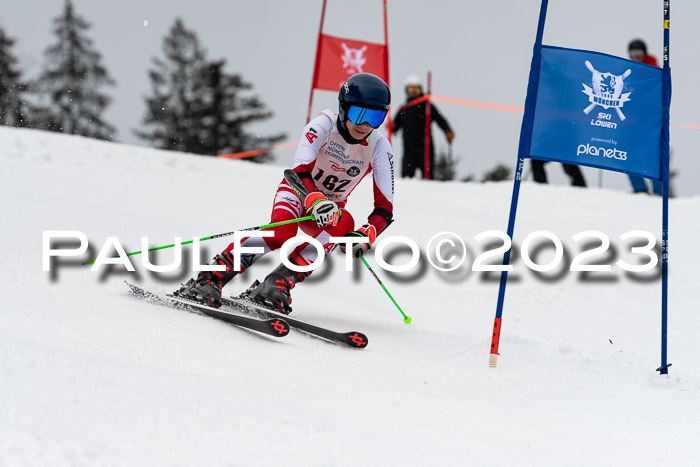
[312,34,388,91]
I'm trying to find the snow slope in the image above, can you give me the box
[2,127,699,466]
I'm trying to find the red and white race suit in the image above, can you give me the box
[223,110,395,270]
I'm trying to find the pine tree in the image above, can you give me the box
[34,0,116,140]
[138,19,284,161]
[193,60,284,162]
[0,27,31,127]
[433,150,456,181]
[481,163,511,182]
[137,18,204,153]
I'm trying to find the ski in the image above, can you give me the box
[125,281,290,338]
[222,293,368,349]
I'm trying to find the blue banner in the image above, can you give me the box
[528,46,664,181]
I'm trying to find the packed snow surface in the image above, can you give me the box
[2,127,699,466]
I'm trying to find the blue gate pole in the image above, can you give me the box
[490,0,549,368]
[657,0,672,375]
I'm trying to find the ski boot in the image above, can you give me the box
[176,249,238,308]
[246,260,310,314]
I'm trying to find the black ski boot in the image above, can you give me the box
[247,261,310,314]
[176,249,239,308]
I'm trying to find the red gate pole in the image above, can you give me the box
[424,71,432,179]
[383,0,392,144]
[307,0,328,123]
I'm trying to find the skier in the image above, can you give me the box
[392,75,454,180]
[176,72,395,313]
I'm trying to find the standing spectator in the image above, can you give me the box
[392,75,454,180]
[628,38,658,66]
[627,39,662,195]
[531,160,587,187]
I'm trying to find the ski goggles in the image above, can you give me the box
[346,105,388,128]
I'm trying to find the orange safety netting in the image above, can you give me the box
[216,94,697,160]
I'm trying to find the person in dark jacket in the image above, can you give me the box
[391,75,454,179]
[627,39,662,195]
[628,38,658,67]
[531,160,587,187]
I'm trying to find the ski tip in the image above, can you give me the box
[344,332,369,349]
[266,318,291,337]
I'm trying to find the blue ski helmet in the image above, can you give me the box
[338,73,391,129]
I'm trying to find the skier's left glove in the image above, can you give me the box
[304,192,340,227]
[339,224,377,258]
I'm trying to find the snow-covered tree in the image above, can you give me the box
[138,18,283,161]
[192,59,284,161]
[34,0,116,140]
[0,27,31,127]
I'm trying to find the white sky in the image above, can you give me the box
[4,0,699,195]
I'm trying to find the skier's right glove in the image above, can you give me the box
[339,224,377,258]
[304,192,340,227]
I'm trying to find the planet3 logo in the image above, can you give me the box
[576,143,627,161]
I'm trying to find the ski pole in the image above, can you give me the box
[360,257,412,324]
[82,215,314,265]
[282,169,411,324]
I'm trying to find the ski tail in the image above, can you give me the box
[126,281,290,338]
